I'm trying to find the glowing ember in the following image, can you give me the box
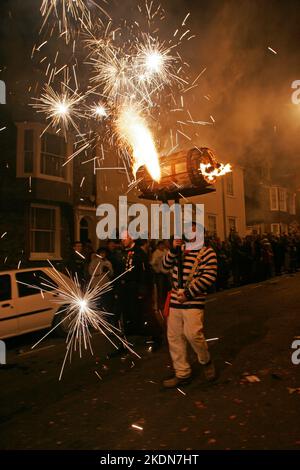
[93,105,107,118]
[145,51,164,73]
[200,162,232,184]
[116,104,161,182]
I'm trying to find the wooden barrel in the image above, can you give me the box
[137,147,217,200]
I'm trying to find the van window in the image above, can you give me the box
[0,274,11,301]
[16,270,58,298]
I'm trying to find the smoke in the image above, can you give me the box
[163,0,300,171]
[1,0,300,173]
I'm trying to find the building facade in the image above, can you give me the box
[0,109,97,268]
[190,166,247,240]
[244,159,300,235]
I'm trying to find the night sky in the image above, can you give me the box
[1,0,300,172]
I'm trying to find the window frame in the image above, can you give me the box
[16,122,73,184]
[228,216,237,233]
[271,223,280,235]
[278,188,287,212]
[29,204,61,261]
[270,187,279,211]
[289,192,296,215]
[207,214,217,235]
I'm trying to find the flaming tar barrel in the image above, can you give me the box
[137,147,217,201]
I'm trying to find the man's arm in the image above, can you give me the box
[184,248,217,299]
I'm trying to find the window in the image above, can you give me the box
[0,275,11,302]
[16,123,72,183]
[24,129,34,173]
[289,193,296,215]
[271,223,280,235]
[279,188,287,212]
[208,215,217,235]
[80,218,89,243]
[30,205,61,259]
[226,172,234,196]
[270,187,279,211]
[228,217,237,232]
[16,270,58,298]
[41,133,66,178]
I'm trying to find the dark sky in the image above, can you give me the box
[1,0,300,172]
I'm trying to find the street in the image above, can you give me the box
[1,273,300,450]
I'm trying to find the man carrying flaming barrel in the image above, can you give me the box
[162,222,217,388]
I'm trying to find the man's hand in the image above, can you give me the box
[177,289,188,303]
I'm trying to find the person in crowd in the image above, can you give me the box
[117,231,158,339]
[66,241,88,286]
[88,247,114,313]
[82,239,94,264]
[151,240,170,311]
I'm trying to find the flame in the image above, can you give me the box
[116,104,161,182]
[200,162,232,183]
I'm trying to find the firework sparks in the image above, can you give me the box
[32,83,84,136]
[116,103,161,181]
[40,0,109,43]
[16,262,140,380]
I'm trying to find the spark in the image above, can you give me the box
[182,13,190,26]
[92,104,108,119]
[116,103,161,181]
[1,232,7,239]
[268,46,277,55]
[177,388,186,396]
[40,0,109,44]
[131,424,143,431]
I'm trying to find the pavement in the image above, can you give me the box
[0,273,300,450]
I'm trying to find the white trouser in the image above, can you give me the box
[167,307,210,378]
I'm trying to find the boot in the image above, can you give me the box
[203,360,216,382]
[163,375,192,388]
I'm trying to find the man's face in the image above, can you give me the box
[107,241,116,252]
[121,231,133,248]
[74,243,83,253]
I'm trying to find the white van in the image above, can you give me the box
[0,267,70,339]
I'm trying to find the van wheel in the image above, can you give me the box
[52,307,71,337]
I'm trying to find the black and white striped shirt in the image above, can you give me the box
[163,246,217,310]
